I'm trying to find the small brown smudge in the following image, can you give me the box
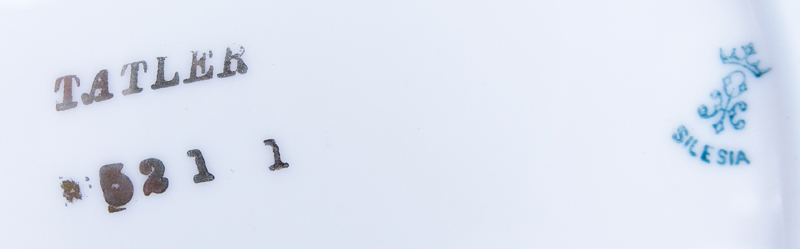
[108,206,126,213]
[61,179,82,203]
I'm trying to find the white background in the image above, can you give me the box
[0,0,798,248]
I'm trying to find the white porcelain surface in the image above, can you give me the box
[1,0,799,248]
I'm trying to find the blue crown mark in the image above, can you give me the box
[720,43,771,78]
[698,71,748,134]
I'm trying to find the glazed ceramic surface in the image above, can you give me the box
[2,0,800,248]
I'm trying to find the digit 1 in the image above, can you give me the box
[139,158,169,196]
[264,139,289,171]
[187,149,214,183]
[98,163,134,213]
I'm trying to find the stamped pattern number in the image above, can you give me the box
[62,139,289,213]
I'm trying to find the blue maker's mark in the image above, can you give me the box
[698,71,748,134]
[671,42,766,165]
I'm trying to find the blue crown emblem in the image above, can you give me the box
[720,43,771,78]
